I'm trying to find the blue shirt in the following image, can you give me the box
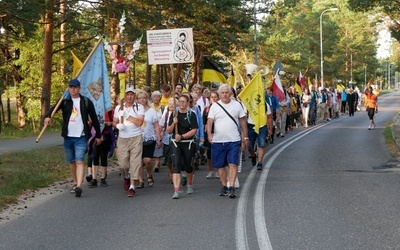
[265,94,281,112]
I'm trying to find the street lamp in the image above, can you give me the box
[388,62,395,89]
[320,7,339,88]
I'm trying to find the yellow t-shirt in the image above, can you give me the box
[160,95,170,108]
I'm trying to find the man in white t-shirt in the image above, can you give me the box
[113,86,145,198]
[44,79,102,198]
[207,84,249,198]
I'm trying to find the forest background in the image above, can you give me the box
[0,0,399,133]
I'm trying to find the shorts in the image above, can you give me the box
[142,141,156,158]
[211,141,241,168]
[63,136,87,163]
[248,125,267,149]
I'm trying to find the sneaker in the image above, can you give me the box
[372,123,376,129]
[219,186,228,196]
[86,174,93,182]
[75,187,82,197]
[228,187,236,198]
[89,179,98,187]
[154,166,160,173]
[241,154,246,161]
[128,188,135,197]
[215,172,220,179]
[123,178,130,191]
[280,134,284,137]
[206,171,214,179]
[181,176,187,186]
[257,162,263,170]
[251,156,257,166]
[368,125,371,130]
[187,185,194,194]
[172,191,181,199]
[100,179,108,187]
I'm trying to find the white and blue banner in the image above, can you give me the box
[76,40,112,129]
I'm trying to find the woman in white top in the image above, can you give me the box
[150,90,164,172]
[159,98,176,182]
[301,87,312,128]
[136,90,162,188]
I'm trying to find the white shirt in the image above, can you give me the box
[159,109,173,145]
[114,103,144,138]
[142,108,158,141]
[68,97,84,137]
[196,96,210,114]
[208,100,246,143]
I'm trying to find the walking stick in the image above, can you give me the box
[35,96,64,143]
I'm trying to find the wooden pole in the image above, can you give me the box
[35,95,64,143]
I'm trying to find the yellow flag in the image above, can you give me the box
[294,82,302,95]
[307,76,312,86]
[337,84,344,91]
[71,51,83,77]
[238,72,266,134]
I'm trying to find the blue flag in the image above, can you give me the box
[76,40,112,129]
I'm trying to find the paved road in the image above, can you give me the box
[1,92,400,249]
[0,132,62,154]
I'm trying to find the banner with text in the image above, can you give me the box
[147,28,194,65]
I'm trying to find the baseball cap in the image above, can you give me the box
[125,86,135,93]
[68,79,81,87]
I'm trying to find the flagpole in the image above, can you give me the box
[35,96,64,143]
[75,39,103,78]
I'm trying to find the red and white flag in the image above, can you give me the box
[299,71,306,86]
[272,71,285,102]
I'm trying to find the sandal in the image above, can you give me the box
[70,185,77,193]
[147,175,154,187]
[136,182,144,189]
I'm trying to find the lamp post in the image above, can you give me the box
[320,7,338,88]
[388,62,395,89]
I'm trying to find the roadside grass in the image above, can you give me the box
[383,121,400,158]
[0,146,68,210]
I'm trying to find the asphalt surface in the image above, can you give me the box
[0,132,62,154]
[1,92,400,249]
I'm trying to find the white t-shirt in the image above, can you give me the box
[68,97,84,137]
[142,108,158,141]
[208,100,246,143]
[159,109,173,145]
[114,102,144,138]
[196,96,210,114]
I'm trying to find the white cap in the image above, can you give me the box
[125,86,135,93]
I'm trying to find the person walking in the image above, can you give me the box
[113,86,145,197]
[207,84,249,198]
[159,98,176,182]
[44,79,102,197]
[204,91,219,179]
[150,90,164,172]
[136,90,162,188]
[86,110,115,187]
[167,94,198,199]
[363,86,378,130]
[301,87,311,127]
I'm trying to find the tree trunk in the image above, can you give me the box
[41,3,54,123]
[17,93,26,127]
[60,0,66,76]
[146,63,152,86]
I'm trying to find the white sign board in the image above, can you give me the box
[146,28,194,65]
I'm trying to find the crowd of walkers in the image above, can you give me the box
[45,79,378,199]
